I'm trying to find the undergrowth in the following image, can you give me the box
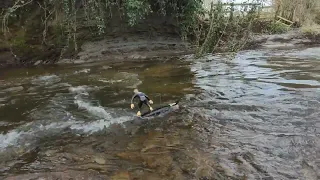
[301,23,320,36]
[0,0,204,63]
[0,0,319,65]
[195,1,262,56]
[266,22,290,34]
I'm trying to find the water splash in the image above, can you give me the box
[31,75,61,86]
[74,68,91,74]
[74,99,112,119]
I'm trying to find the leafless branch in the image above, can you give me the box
[37,1,54,45]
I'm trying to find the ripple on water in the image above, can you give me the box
[68,85,99,94]
[287,47,320,59]
[190,48,320,179]
[1,47,319,179]
[2,86,24,93]
[0,88,133,154]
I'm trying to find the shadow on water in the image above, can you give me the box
[0,47,319,179]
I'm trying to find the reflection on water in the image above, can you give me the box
[0,47,319,179]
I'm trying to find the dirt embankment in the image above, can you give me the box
[1,14,320,69]
[0,10,194,68]
[58,35,193,65]
[59,29,320,65]
[246,29,320,50]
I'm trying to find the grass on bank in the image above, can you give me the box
[301,23,320,36]
[274,0,320,35]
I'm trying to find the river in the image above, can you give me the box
[0,47,319,179]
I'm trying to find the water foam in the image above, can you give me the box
[74,68,91,74]
[74,99,112,119]
[0,84,133,151]
[0,114,133,151]
[0,130,26,150]
[68,85,134,133]
[0,119,79,151]
[98,79,123,83]
[70,85,113,119]
[69,85,98,94]
[70,116,132,133]
[31,74,61,86]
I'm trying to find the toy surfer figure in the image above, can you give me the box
[130,89,153,116]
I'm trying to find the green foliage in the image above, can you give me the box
[125,0,151,26]
[301,23,320,36]
[267,22,290,34]
[9,28,42,61]
[196,1,262,56]
[174,0,204,39]
[1,0,205,62]
[2,0,204,45]
[123,0,204,38]
[10,29,27,51]
[315,11,320,24]
[2,0,277,62]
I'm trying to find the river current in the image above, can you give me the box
[0,47,319,179]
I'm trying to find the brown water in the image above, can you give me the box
[0,47,319,180]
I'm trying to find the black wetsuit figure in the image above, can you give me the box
[131,92,152,111]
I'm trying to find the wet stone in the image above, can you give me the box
[93,156,106,165]
[44,150,58,157]
[101,65,112,69]
[72,156,85,162]
[34,60,41,66]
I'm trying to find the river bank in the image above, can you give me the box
[1,28,320,69]
[1,0,319,69]
[60,29,320,65]
[247,29,320,50]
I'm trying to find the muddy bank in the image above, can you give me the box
[0,0,194,69]
[0,33,194,68]
[47,29,320,66]
[246,29,320,50]
[59,29,320,65]
[58,35,194,65]
[1,26,319,68]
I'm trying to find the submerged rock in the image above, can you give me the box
[34,60,42,66]
[101,65,112,70]
[93,156,106,165]
[113,72,142,88]
[44,150,58,157]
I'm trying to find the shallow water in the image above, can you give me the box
[0,47,319,179]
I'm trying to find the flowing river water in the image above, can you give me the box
[0,47,319,180]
